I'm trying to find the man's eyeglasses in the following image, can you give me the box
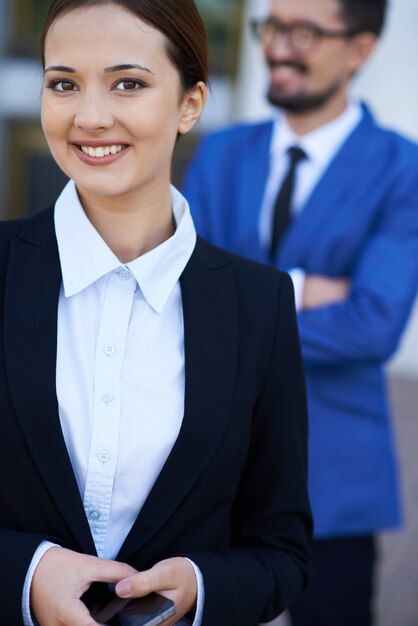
[250,17,360,54]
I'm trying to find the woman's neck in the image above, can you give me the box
[78,184,175,263]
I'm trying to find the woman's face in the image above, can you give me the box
[41,3,202,203]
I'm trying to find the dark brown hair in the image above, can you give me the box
[40,0,208,92]
[338,0,387,37]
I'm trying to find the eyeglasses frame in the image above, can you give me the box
[250,16,361,53]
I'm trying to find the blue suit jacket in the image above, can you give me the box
[182,105,418,538]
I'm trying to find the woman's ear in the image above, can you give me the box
[178,82,207,135]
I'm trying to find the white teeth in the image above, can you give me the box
[80,144,124,158]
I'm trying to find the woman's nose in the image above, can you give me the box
[74,92,114,131]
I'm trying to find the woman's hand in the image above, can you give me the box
[31,546,137,626]
[115,557,198,625]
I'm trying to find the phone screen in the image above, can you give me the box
[83,584,176,626]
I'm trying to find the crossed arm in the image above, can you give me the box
[302,275,350,310]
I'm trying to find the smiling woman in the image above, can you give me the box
[0,2,312,626]
[40,2,207,260]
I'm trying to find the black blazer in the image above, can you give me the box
[0,208,312,626]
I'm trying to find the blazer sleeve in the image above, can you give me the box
[0,220,54,625]
[183,273,312,626]
[298,162,418,369]
[0,530,50,625]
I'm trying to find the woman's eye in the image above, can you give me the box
[48,80,77,92]
[114,79,144,92]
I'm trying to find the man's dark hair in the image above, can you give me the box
[338,0,388,37]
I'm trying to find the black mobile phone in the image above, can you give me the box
[83,583,176,626]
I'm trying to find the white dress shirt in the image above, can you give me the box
[259,101,363,309]
[23,180,203,625]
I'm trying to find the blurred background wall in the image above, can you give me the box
[0,2,417,622]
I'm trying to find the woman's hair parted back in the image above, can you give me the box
[40,0,208,91]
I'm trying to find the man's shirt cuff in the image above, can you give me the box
[289,268,306,312]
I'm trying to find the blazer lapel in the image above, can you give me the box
[118,238,238,561]
[277,107,377,268]
[4,209,95,554]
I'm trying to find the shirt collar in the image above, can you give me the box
[54,180,197,313]
[270,100,363,166]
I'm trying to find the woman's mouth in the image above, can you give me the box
[79,144,127,158]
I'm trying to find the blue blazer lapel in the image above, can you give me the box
[4,210,95,554]
[277,107,377,269]
[117,238,238,562]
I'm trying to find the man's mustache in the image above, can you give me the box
[267,59,308,74]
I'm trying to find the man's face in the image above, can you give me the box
[263,0,365,113]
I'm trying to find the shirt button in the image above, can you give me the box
[101,392,114,404]
[89,510,101,520]
[98,450,110,463]
[104,343,116,356]
[119,270,130,281]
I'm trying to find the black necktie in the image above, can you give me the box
[270,146,307,259]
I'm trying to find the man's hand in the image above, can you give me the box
[115,557,198,625]
[31,546,137,626]
[302,275,350,310]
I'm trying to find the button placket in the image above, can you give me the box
[83,273,136,557]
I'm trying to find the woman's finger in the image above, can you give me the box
[114,557,197,625]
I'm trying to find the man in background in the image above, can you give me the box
[182,0,418,624]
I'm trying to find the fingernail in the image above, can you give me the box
[116,580,132,597]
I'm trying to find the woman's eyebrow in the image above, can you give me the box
[104,63,153,74]
[44,63,153,74]
[44,65,76,73]
[44,63,153,75]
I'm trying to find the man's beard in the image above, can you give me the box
[266,61,342,114]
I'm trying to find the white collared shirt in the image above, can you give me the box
[259,100,363,308]
[55,180,197,558]
[23,180,203,625]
